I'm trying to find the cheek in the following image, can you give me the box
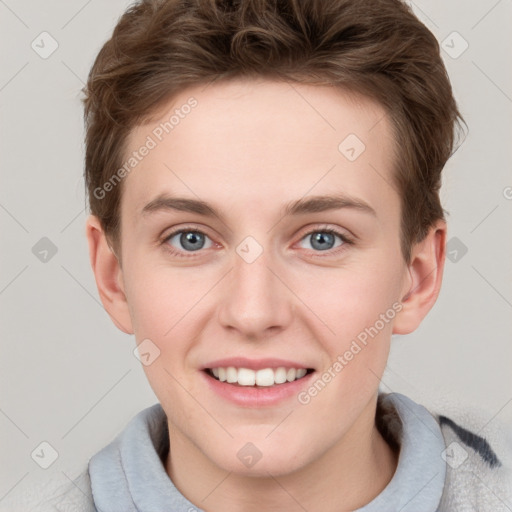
[291,272,397,454]
[294,261,402,354]
[124,264,206,393]
[124,257,213,339]
[293,268,399,410]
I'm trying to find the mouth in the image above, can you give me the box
[204,367,315,387]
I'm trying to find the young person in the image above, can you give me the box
[3,0,510,510]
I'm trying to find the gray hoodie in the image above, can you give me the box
[2,393,511,511]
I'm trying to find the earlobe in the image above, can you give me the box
[393,220,446,335]
[85,215,134,334]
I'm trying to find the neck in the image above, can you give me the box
[165,397,398,512]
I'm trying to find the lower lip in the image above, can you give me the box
[200,370,316,407]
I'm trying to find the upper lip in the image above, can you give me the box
[202,357,315,371]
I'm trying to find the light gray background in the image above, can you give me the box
[1,0,511,500]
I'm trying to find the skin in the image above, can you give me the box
[86,78,446,512]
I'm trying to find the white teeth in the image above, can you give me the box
[274,367,287,384]
[286,368,296,382]
[237,368,256,386]
[255,368,274,387]
[226,366,237,383]
[208,366,310,386]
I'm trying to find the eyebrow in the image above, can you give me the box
[141,193,376,219]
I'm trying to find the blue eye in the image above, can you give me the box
[166,230,213,252]
[299,230,345,251]
[163,228,348,256]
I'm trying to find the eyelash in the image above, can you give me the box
[161,225,353,258]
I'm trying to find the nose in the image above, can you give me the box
[217,248,294,340]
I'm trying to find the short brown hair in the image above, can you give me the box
[83,0,464,262]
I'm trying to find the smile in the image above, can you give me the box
[206,367,313,387]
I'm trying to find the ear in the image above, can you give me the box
[85,215,133,334]
[393,220,446,334]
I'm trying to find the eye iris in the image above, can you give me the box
[180,232,205,251]
[310,232,335,251]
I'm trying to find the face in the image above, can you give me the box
[115,79,411,476]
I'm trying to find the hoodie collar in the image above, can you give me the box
[89,393,446,512]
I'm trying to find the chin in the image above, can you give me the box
[228,456,306,478]
[209,436,313,477]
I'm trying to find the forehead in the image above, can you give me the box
[121,78,398,223]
